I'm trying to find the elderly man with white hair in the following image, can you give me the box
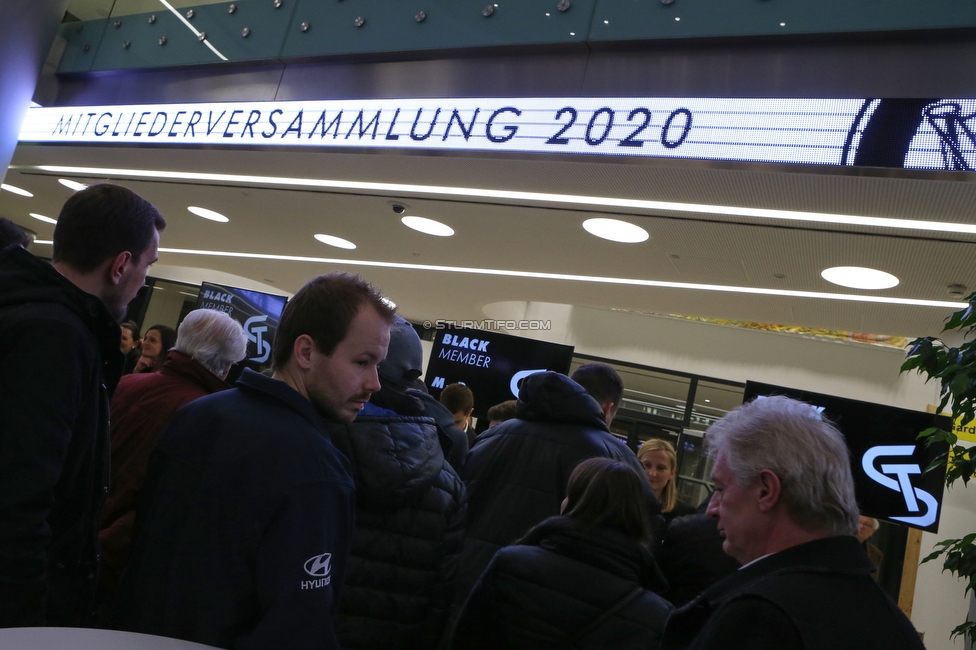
[662,395,924,650]
[98,309,248,599]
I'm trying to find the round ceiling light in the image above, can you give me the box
[314,233,356,250]
[187,206,229,223]
[58,179,88,191]
[821,266,899,290]
[1,183,33,197]
[381,297,397,310]
[582,218,649,243]
[29,213,57,224]
[401,216,454,237]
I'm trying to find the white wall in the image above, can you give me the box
[480,300,971,650]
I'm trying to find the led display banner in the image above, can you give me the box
[195,282,287,369]
[742,382,950,533]
[424,327,574,419]
[19,97,976,171]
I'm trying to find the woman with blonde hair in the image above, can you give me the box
[637,438,696,523]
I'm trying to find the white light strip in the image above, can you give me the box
[26,238,963,308]
[29,165,976,235]
[157,0,228,61]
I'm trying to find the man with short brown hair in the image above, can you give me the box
[0,184,164,627]
[112,272,395,649]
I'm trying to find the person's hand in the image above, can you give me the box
[134,355,154,373]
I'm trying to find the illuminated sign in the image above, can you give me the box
[18,97,976,171]
[425,327,574,417]
[744,381,949,533]
[195,282,287,369]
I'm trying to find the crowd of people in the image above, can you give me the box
[0,185,924,649]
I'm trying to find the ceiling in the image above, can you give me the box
[3,140,976,338]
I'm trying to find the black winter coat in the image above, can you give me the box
[0,246,123,626]
[409,389,469,471]
[111,370,356,650]
[453,372,662,621]
[451,517,671,650]
[657,514,740,608]
[662,536,925,650]
[328,388,466,650]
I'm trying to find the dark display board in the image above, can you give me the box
[743,382,949,533]
[195,282,287,370]
[425,327,574,419]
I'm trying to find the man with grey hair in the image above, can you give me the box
[662,395,924,650]
[98,309,247,598]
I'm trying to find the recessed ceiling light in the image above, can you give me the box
[381,297,397,309]
[29,213,56,224]
[401,216,454,237]
[821,266,899,290]
[30,165,976,236]
[1,183,33,197]
[582,218,649,243]
[187,206,229,223]
[58,178,88,191]
[314,233,356,250]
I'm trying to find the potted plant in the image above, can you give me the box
[901,291,976,644]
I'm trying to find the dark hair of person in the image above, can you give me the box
[271,272,396,370]
[571,362,624,408]
[120,320,141,341]
[440,383,474,414]
[0,218,29,249]
[562,458,652,543]
[146,324,177,357]
[486,399,518,422]
[52,184,166,273]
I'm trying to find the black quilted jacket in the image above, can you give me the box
[329,389,467,650]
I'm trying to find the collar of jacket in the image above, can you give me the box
[516,371,610,431]
[161,350,230,394]
[0,245,124,388]
[520,516,669,593]
[235,367,332,433]
[680,534,876,615]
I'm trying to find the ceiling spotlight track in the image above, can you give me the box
[26,165,976,237]
[25,240,961,310]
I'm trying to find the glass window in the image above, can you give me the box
[139,278,200,331]
[570,358,692,423]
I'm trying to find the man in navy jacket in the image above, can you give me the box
[112,272,395,649]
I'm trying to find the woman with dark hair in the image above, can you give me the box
[133,324,176,373]
[450,458,671,650]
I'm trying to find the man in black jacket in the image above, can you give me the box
[662,395,925,650]
[0,184,164,627]
[330,316,466,649]
[449,366,661,632]
[112,273,395,650]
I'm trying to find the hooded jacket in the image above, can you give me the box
[0,245,123,626]
[329,387,466,650]
[451,517,671,650]
[99,350,230,596]
[451,372,661,631]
